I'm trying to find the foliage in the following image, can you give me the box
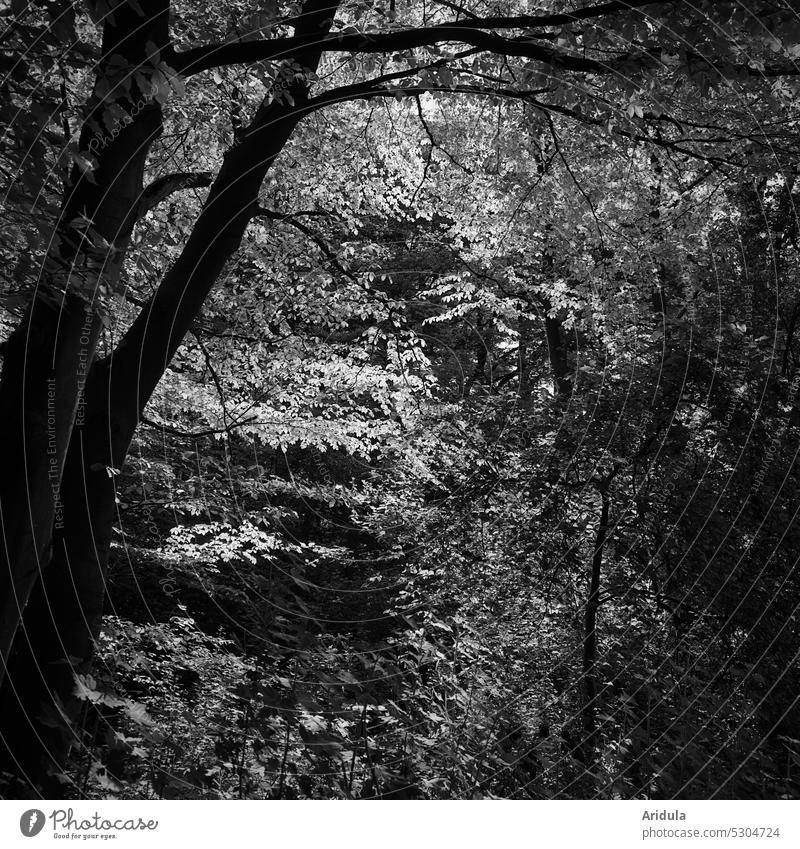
[1,0,800,800]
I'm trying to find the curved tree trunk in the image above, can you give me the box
[0,0,170,794]
[0,0,338,796]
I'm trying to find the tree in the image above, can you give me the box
[0,0,798,796]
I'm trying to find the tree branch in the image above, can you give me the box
[169,25,640,77]
[139,413,257,440]
[165,1,799,81]
[135,170,213,219]
[304,82,744,167]
[172,0,678,77]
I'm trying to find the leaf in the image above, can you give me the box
[298,724,343,756]
[124,701,154,727]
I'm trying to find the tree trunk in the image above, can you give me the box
[0,0,338,796]
[582,486,610,767]
[545,312,571,398]
[0,362,121,796]
[0,295,101,684]
[0,0,170,793]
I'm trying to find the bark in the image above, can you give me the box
[0,0,338,796]
[0,296,101,682]
[0,365,120,796]
[0,0,169,793]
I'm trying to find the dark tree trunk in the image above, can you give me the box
[582,486,610,767]
[0,0,170,793]
[0,0,338,796]
[0,363,121,796]
[0,296,101,682]
[544,313,571,398]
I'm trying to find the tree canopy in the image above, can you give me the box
[1,0,799,800]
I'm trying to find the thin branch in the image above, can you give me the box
[432,0,480,20]
[256,206,363,288]
[139,413,257,439]
[191,329,231,433]
[544,111,605,242]
[414,91,472,173]
[305,82,743,167]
